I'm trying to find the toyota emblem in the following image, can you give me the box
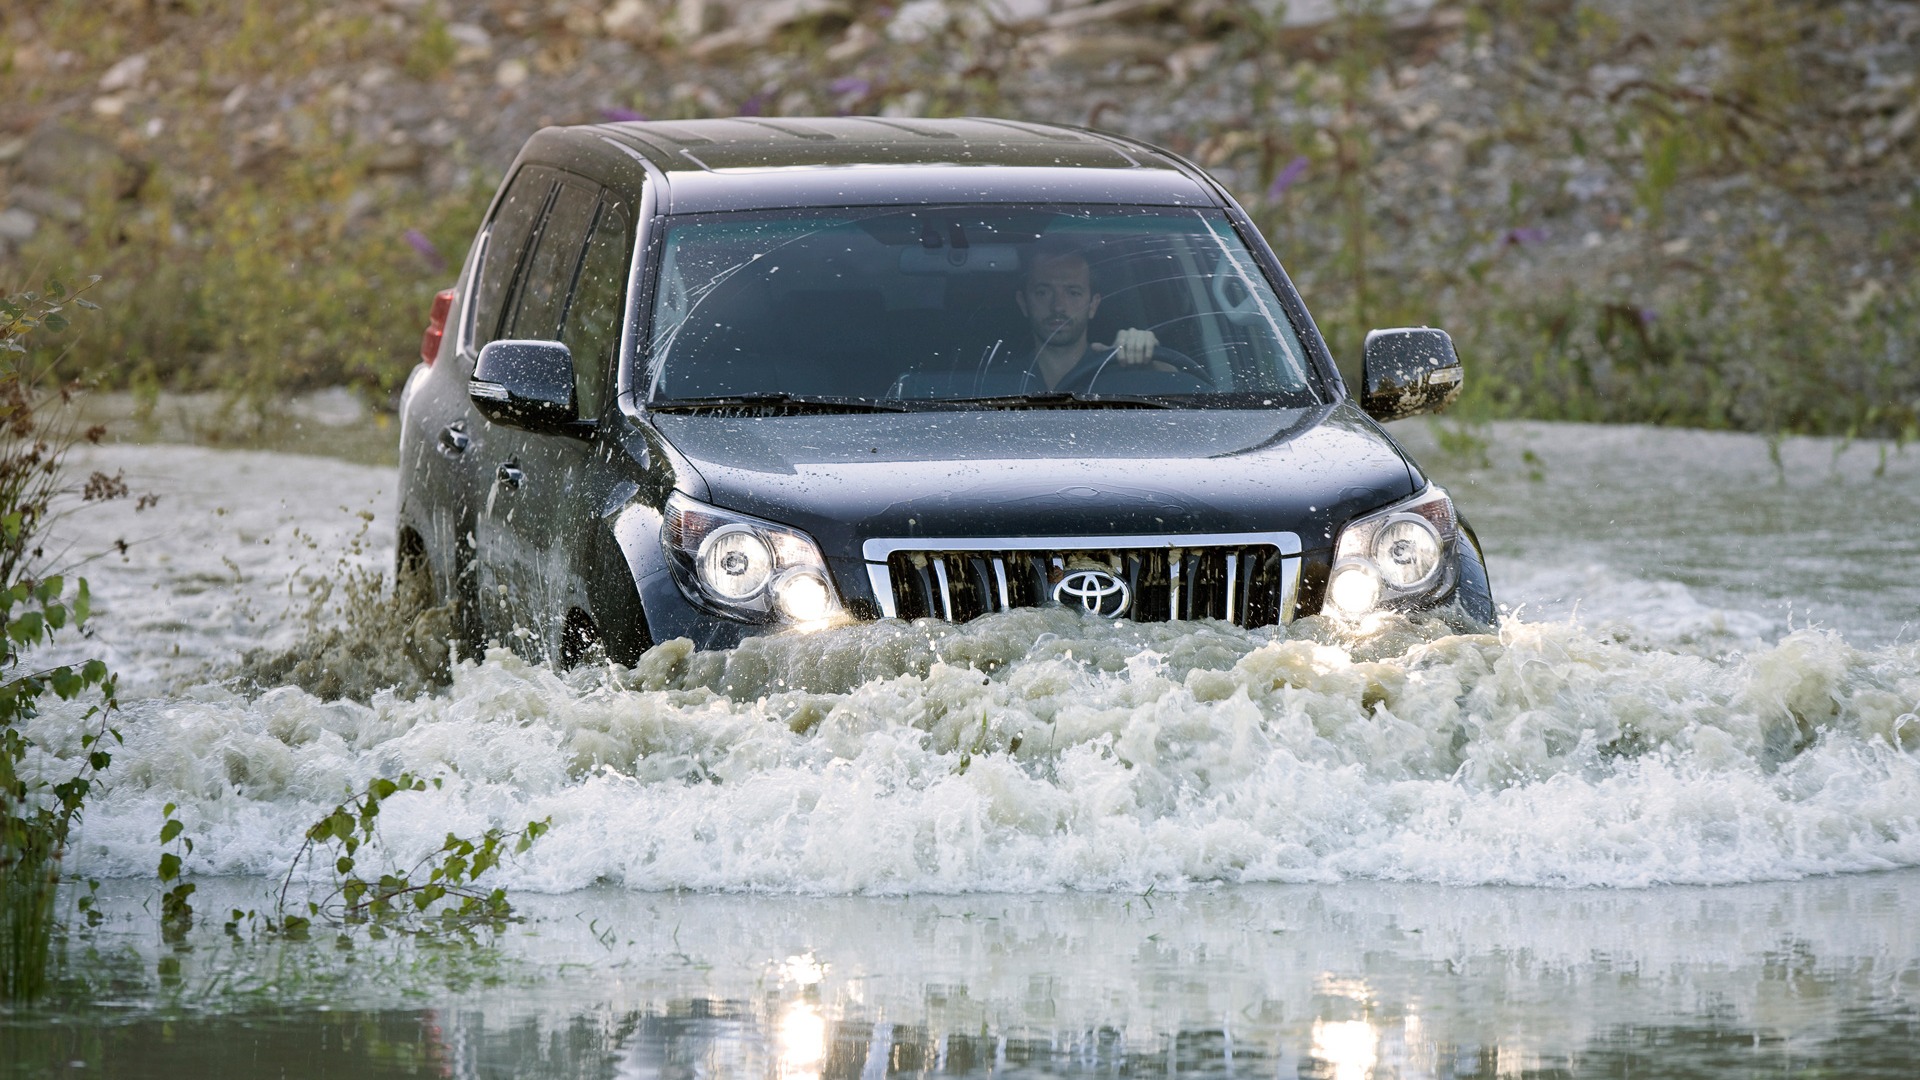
[1053,569,1131,618]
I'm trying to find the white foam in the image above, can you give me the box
[31,612,1920,893]
[22,438,1920,894]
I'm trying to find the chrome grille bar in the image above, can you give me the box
[931,557,954,621]
[863,531,1303,625]
[1225,551,1239,625]
[1169,549,1183,621]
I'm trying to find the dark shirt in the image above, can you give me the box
[949,338,1187,397]
[990,340,1113,390]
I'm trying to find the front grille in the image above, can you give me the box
[861,533,1302,628]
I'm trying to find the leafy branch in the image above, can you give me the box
[270,772,549,937]
[0,276,99,355]
[157,802,195,942]
[1,276,117,1004]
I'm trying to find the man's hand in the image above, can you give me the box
[1093,327,1158,366]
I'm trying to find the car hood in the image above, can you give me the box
[649,403,1417,560]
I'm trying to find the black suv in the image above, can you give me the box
[397,117,1494,665]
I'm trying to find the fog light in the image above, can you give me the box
[773,569,836,623]
[1328,564,1381,616]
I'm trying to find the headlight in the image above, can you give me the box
[1328,563,1382,615]
[698,525,774,600]
[1328,485,1458,617]
[772,569,836,622]
[1373,516,1442,587]
[663,492,843,624]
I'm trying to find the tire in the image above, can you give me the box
[559,608,602,669]
[397,531,458,683]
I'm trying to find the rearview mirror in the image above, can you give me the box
[470,339,581,434]
[1360,327,1463,422]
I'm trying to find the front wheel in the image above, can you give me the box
[559,609,604,669]
[396,537,460,683]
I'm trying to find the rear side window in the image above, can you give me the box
[469,165,556,350]
[559,201,632,420]
[506,180,598,342]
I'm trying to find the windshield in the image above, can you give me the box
[643,206,1323,408]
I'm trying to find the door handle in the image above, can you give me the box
[496,462,525,490]
[438,423,470,456]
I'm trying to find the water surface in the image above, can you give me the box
[6,421,1917,1077]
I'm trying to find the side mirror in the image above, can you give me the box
[1360,327,1463,422]
[470,339,580,433]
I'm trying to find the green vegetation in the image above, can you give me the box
[1434,0,1920,439]
[0,280,120,1003]
[8,156,486,411]
[266,773,550,938]
[2,1,1914,437]
[1222,0,1919,439]
[157,803,196,943]
[6,3,489,412]
[1,278,542,1004]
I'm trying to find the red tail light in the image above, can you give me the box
[420,288,455,367]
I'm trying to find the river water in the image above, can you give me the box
[6,420,1918,1077]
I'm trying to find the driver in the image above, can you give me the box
[1013,238,1169,391]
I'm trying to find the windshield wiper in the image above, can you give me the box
[936,391,1178,410]
[648,393,909,414]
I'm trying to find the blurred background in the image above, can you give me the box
[2,0,1915,440]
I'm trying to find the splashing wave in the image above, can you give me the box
[39,609,1920,893]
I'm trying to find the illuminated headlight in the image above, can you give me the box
[1328,485,1459,616]
[1328,563,1382,616]
[773,570,836,623]
[664,492,843,624]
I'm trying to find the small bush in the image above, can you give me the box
[0,279,120,1004]
[253,773,548,940]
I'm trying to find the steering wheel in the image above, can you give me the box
[1079,345,1215,394]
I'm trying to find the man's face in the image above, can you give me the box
[1017,255,1101,349]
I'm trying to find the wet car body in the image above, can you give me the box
[396,117,1495,664]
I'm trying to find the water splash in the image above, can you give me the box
[31,608,1919,894]
[28,438,1920,894]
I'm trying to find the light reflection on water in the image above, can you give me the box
[1310,1019,1378,1080]
[5,985,1918,1078]
[6,873,1918,1077]
[779,999,829,1079]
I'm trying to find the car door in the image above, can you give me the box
[517,193,636,660]
[424,163,555,643]
[466,166,564,641]
[473,176,602,650]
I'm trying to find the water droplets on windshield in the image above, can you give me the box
[644,205,1318,407]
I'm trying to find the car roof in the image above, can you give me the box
[518,117,1222,215]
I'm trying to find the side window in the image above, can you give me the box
[559,201,632,420]
[505,180,598,342]
[469,165,556,351]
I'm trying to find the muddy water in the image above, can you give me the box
[6,421,1919,1078]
